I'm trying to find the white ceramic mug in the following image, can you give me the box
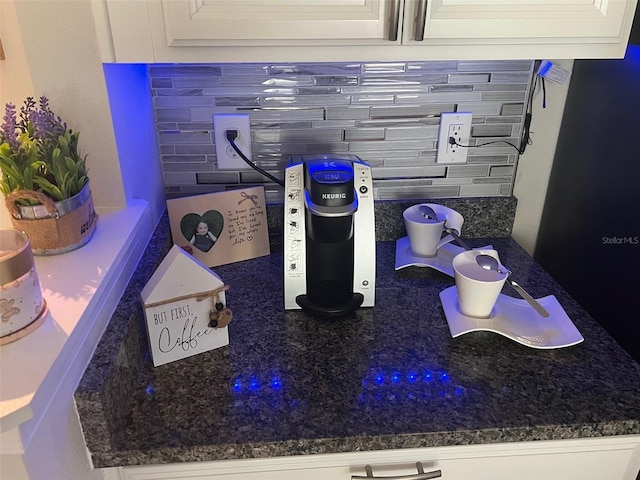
[403,203,464,257]
[452,249,508,318]
[0,228,46,343]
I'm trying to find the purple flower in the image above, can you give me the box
[1,103,20,150]
[0,95,88,201]
[32,96,66,141]
[1,96,70,154]
[29,109,48,139]
[2,95,82,168]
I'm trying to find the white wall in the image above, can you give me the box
[1,0,166,229]
[0,2,163,479]
[511,60,573,255]
[103,63,166,224]
[0,1,34,125]
[0,0,34,227]
[9,0,127,213]
[0,2,121,476]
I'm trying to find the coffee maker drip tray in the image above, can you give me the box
[296,292,364,318]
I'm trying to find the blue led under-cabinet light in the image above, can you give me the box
[626,44,640,64]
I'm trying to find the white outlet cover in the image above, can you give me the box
[436,112,472,164]
[213,114,252,169]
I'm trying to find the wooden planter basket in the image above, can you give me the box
[5,184,98,255]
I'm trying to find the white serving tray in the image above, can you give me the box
[439,285,584,349]
[395,236,492,278]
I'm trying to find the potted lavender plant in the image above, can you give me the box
[0,96,98,255]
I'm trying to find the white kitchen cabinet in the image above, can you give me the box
[102,436,640,480]
[102,0,638,63]
[104,0,398,63]
[404,0,636,45]
[157,0,398,45]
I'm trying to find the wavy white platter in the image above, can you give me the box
[439,285,584,349]
[395,236,492,278]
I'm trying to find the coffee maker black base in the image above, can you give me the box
[295,293,364,318]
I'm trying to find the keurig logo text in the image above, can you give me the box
[321,193,347,200]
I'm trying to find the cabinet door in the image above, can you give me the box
[403,0,635,44]
[160,0,400,45]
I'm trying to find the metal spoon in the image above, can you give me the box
[418,205,472,251]
[476,254,550,318]
[418,205,439,221]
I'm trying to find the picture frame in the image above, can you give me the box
[166,186,270,267]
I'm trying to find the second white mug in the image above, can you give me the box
[452,249,508,318]
[403,203,464,257]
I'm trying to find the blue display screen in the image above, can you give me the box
[313,170,351,183]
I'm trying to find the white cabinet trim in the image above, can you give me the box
[104,436,640,480]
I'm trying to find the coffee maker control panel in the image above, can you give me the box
[351,160,376,307]
[284,161,307,310]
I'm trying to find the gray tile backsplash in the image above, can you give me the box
[150,60,534,202]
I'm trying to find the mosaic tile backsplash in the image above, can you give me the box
[150,60,534,203]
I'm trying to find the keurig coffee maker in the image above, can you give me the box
[284,154,375,317]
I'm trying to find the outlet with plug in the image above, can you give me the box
[436,112,472,164]
[213,113,252,169]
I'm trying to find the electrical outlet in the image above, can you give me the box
[436,112,472,164]
[213,114,252,169]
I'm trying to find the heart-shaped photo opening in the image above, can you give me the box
[180,210,224,253]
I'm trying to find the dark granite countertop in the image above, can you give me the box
[75,198,640,468]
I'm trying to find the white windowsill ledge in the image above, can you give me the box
[0,200,151,452]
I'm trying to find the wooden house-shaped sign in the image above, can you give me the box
[141,245,230,367]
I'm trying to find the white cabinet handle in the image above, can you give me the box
[387,0,401,41]
[352,462,441,480]
[414,0,428,41]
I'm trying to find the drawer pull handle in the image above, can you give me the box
[414,0,428,41]
[352,462,442,480]
[388,0,401,41]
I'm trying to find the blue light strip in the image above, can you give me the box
[625,44,640,63]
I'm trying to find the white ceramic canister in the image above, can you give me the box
[0,228,47,344]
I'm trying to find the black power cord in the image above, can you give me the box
[449,60,543,156]
[225,130,285,187]
[516,59,545,153]
[448,135,526,154]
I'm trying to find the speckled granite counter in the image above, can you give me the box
[75,198,640,468]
